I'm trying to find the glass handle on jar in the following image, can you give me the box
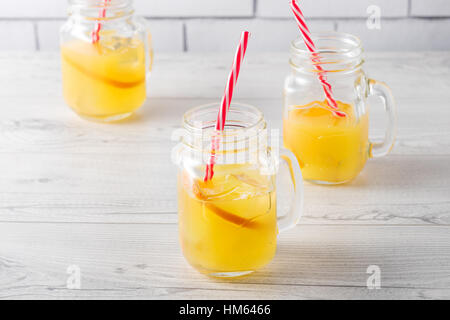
[367,79,397,158]
[134,16,153,80]
[146,30,154,74]
[277,147,304,233]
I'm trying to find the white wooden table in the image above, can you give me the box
[0,51,449,300]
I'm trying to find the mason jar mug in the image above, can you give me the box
[60,0,153,122]
[174,103,304,277]
[283,32,397,184]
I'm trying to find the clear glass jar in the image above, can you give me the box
[173,103,304,277]
[60,0,153,122]
[283,32,397,184]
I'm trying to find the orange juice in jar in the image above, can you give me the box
[178,164,278,274]
[284,100,369,183]
[60,0,152,122]
[283,33,396,184]
[175,103,303,277]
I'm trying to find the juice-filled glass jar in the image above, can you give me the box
[174,103,304,277]
[283,32,397,184]
[60,0,152,122]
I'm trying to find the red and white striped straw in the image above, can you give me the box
[290,0,346,117]
[92,0,112,43]
[204,31,250,181]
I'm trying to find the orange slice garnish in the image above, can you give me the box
[192,180,260,229]
[62,53,145,89]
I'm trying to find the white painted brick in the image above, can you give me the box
[337,19,450,51]
[186,19,334,52]
[0,0,66,18]
[134,0,253,17]
[0,1,253,18]
[0,21,35,50]
[411,0,450,17]
[37,20,64,51]
[37,19,183,52]
[145,19,184,52]
[257,0,408,18]
[0,1,449,53]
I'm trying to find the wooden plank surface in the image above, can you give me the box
[0,51,449,299]
[1,223,450,300]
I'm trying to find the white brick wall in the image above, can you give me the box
[0,0,449,52]
[411,0,450,17]
[0,21,35,51]
[257,0,409,18]
[0,0,66,18]
[186,19,334,52]
[37,20,64,51]
[337,19,450,51]
[134,0,254,17]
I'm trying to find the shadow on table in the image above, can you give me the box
[205,241,370,287]
[308,155,450,190]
